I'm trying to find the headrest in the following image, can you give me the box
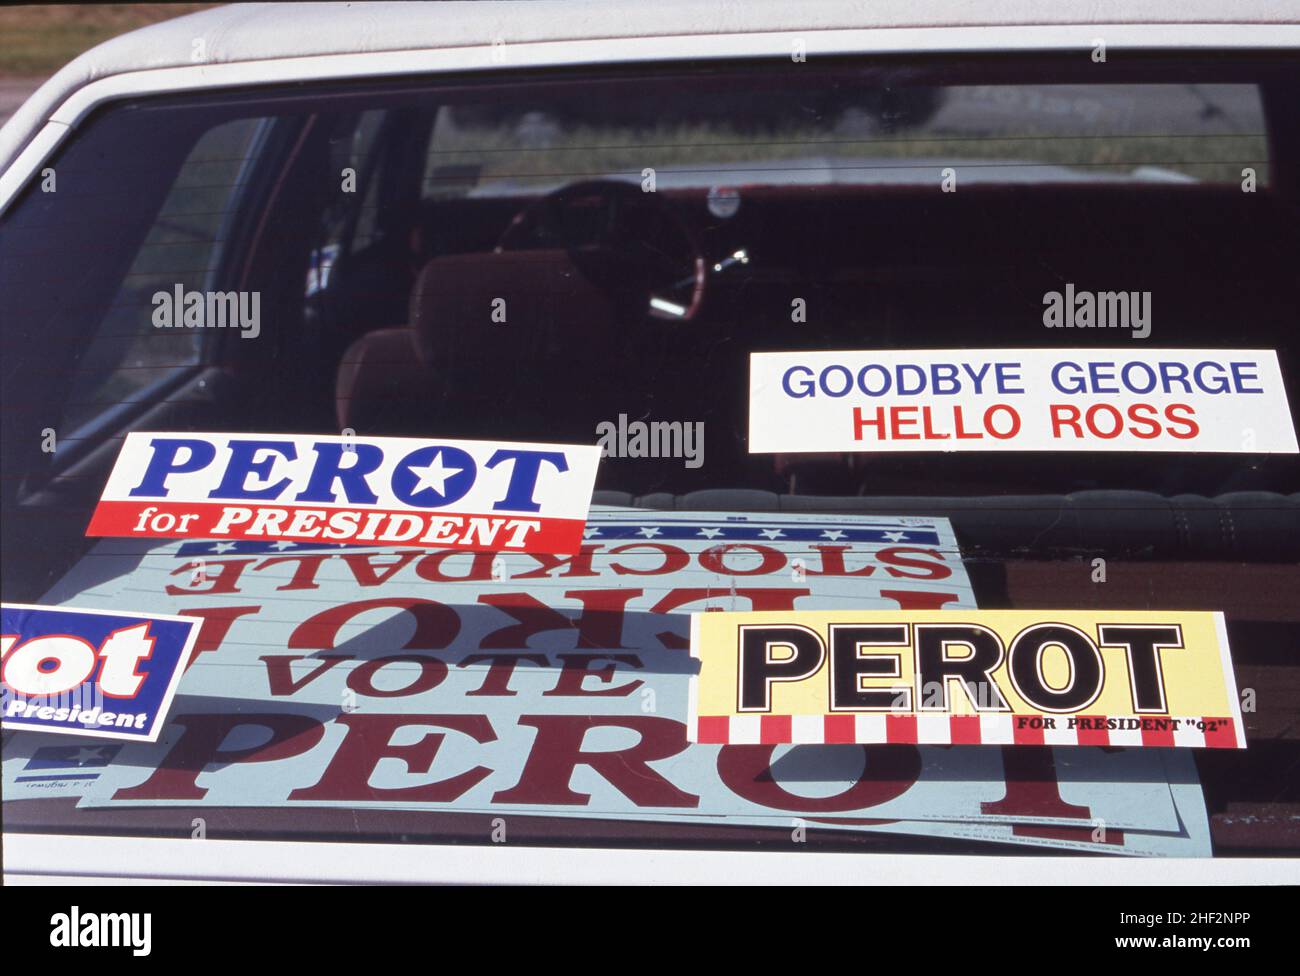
[407,249,617,369]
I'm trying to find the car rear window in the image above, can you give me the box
[2,52,1297,860]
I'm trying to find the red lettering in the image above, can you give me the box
[954,406,982,439]
[544,653,644,697]
[165,558,257,595]
[478,588,641,650]
[340,551,420,587]
[806,545,875,578]
[717,744,920,811]
[608,543,690,577]
[1050,403,1083,438]
[853,406,886,441]
[177,605,261,670]
[347,655,448,698]
[1085,403,1124,439]
[891,406,920,440]
[1126,402,1162,439]
[460,653,549,696]
[253,554,330,591]
[981,746,1091,820]
[879,589,960,610]
[512,545,602,580]
[414,550,497,582]
[921,406,950,440]
[291,713,495,802]
[288,598,460,650]
[113,712,324,800]
[986,404,1021,439]
[1166,403,1199,439]
[260,654,349,696]
[493,715,697,807]
[876,547,952,580]
[698,544,786,576]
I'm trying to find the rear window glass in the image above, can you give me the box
[2,53,1297,863]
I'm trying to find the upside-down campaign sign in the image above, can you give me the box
[87,432,601,553]
[1,604,199,741]
[690,610,1245,749]
[2,513,1216,854]
[749,349,1298,454]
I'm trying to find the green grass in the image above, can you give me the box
[431,123,1270,188]
[0,4,218,76]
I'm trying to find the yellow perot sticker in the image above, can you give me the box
[689,610,1244,749]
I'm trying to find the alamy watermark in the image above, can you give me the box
[49,907,151,956]
[596,414,704,469]
[152,285,261,339]
[1043,284,1150,339]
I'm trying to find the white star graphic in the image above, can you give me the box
[882,531,907,542]
[637,526,662,538]
[211,541,237,553]
[71,747,107,765]
[407,450,463,497]
[697,527,723,538]
[759,528,784,539]
[583,526,603,538]
[820,529,846,540]
[271,540,296,550]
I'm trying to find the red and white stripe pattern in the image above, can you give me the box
[692,714,1244,749]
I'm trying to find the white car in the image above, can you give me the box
[2,0,1299,885]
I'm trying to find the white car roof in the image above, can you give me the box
[31,0,1300,74]
[3,0,1298,174]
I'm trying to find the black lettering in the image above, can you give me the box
[1098,624,1182,712]
[1008,624,1103,713]
[738,625,825,711]
[829,624,910,710]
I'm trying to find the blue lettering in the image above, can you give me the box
[1193,361,1230,394]
[994,362,1024,394]
[1088,362,1119,394]
[856,364,891,396]
[487,449,567,513]
[295,442,382,504]
[782,365,816,398]
[960,362,992,394]
[129,438,217,496]
[820,366,853,398]
[209,440,297,500]
[1121,361,1157,394]
[897,364,926,396]
[932,363,959,395]
[1052,361,1085,394]
[1230,361,1264,394]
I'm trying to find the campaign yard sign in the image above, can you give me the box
[1,604,199,742]
[690,609,1246,749]
[2,513,1217,854]
[749,349,1298,454]
[87,432,602,554]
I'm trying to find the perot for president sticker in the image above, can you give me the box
[87,432,601,553]
[689,610,1245,749]
[749,349,1298,454]
[2,603,199,741]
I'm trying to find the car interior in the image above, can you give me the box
[7,58,1298,566]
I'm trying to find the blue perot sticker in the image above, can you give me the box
[1,604,199,742]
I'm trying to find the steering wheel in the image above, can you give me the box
[495,179,707,321]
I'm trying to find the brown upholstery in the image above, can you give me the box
[409,249,616,366]
[334,327,424,431]
[335,249,617,435]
